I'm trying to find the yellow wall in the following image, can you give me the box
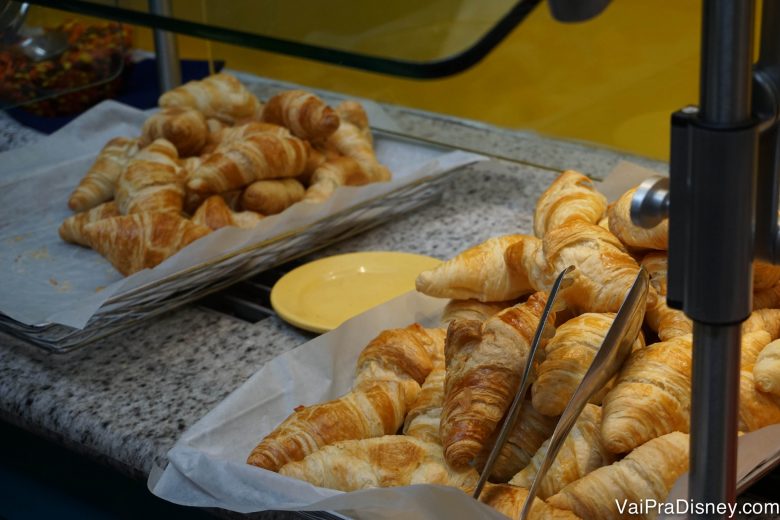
[28,1,714,160]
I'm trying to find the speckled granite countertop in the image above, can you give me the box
[0,76,666,515]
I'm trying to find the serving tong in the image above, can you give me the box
[473,266,649,520]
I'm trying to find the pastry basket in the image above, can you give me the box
[0,158,451,353]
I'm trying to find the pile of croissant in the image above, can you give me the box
[246,170,780,520]
[59,72,391,276]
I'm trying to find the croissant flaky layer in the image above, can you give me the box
[547,432,689,520]
[247,381,409,472]
[533,170,607,238]
[416,235,538,302]
[441,293,552,468]
[509,404,614,499]
[278,436,477,492]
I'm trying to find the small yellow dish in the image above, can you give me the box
[271,251,441,333]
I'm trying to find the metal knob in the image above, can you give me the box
[631,176,670,228]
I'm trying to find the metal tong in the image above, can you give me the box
[518,267,648,519]
[472,265,576,499]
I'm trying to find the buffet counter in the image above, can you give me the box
[0,74,662,511]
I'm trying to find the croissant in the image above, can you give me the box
[608,187,669,250]
[140,107,208,157]
[277,435,478,492]
[247,380,409,472]
[303,156,371,203]
[440,299,511,325]
[68,137,139,212]
[754,339,780,395]
[241,178,305,214]
[743,309,780,339]
[509,404,614,499]
[600,334,692,453]
[532,313,644,417]
[115,139,185,215]
[336,100,371,142]
[191,195,263,230]
[641,252,692,341]
[739,331,780,431]
[416,235,537,302]
[533,170,607,238]
[202,121,290,154]
[326,118,390,183]
[158,72,261,124]
[543,221,641,313]
[754,260,780,291]
[547,432,689,520]
[403,367,445,444]
[188,132,308,194]
[353,324,445,404]
[475,399,558,482]
[261,90,340,142]
[504,233,552,293]
[754,284,780,310]
[59,201,119,246]
[441,293,554,468]
[83,212,211,276]
[478,484,581,520]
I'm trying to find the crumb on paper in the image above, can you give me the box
[6,234,30,243]
[27,247,50,260]
[95,286,105,293]
[49,277,58,286]
[57,281,72,293]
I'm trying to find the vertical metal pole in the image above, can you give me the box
[149,0,181,92]
[688,1,755,517]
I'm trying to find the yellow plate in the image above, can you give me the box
[271,251,441,333]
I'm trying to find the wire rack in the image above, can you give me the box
[0,171,448,353]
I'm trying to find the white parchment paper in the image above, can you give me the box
[149,291,508,520]
[0,101,484,329]
[149,290,780,519]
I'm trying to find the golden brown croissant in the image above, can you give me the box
[68,137,139,212]
[403,367,445,444]
[191,195,263,230]
[475,399,558,482]
[326,118,390,183]
[441,293,554,468]
[440,299,511,325]
[754,260,780,291]
[115,139,186,215]
[509,404,614,499]
[187,132,308,194]
[83,212,211,276]
[241,178,305,214]
[59,201,120,246]
[158,72,261,124]
[600,334,692,453]
[353,324,445,404]
[479,484,581,520]
[754,284,780,310]
[608,187,668,250]
[532,313,643,417]
[743,309,780,339]
[140,107,208,157]
[533,170,607,238]
[261,90,340,142]
[336,100,371,142]
[543,221,641,313]
[247,380,409,472]
[277,435,478,492]
[416,235,538,302]
[202,121,290,154]
[754,339,780,396]
[547,432,689,520]
[739,331,780,430]
[302,156,371,203]
[641,252,692,341]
